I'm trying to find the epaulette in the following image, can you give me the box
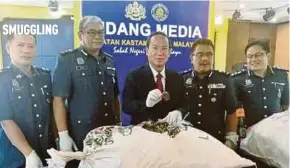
[104,52,114,59]
[213,70,230,76]
[231,69,247,77]
[36,67,51,74]
[272,66,289,72]
[179,69,192,75]
[60,48,76,56]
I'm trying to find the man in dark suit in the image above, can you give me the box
[122,32,186,125]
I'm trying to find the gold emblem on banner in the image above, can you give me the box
[125,1,146,21]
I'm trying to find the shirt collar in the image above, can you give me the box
[149,63,166,79]
[10,63,39,78]
[192,70,213,78]
[79,46,105,61]
[247,66,274,77]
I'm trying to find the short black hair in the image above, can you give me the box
[6,34,37,44]
[146,31,171,48]
[244,39,270,55]
[191,38,214,53]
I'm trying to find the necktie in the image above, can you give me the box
[156,73,163,92]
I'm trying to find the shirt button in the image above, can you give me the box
[104,102,108,106]
[186,92,188,95]
[30,83,33,87]
[82,73,85,76]
[262,79,264,82]
[78,120,81,124]
[101,82,104,85]
[39,134,43,138]
[263,88,266,91]
[99,71,102,75]
[18,96,21,99]
[198,104,202,107]
[199,95,202,98]
[38,124,42,128]
[104,113,108,116]
[264,114,268,118]
[264,106,267,109]
[199,86,203,89]
[36,114,39,118]
[31,94,35,97]
[103,92,106,95]
[263,97,267,100]
[248,91,251,93]
[218,131,221,134]
[197,112,201,115]
[33,104,37,108]
[197,121,201,124]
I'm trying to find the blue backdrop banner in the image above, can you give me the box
[82,1,210,125]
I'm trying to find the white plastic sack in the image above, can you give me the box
[47,121,255,168]
[241,111,289,168]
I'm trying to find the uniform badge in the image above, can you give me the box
[46,98,51,104]
[185,78,192,85]
[112,77,115,84]
[211,97,217,103]
[16,74,22,79]
[77,57,85,65]
[278,89,281,98]
[12,79,21,92]
[245,79,253,87]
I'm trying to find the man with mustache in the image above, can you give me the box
[0,34,54,168]
[122,31,186,125]
[52,16,121,166]
[181,38,239,149]
[232,40,289,128]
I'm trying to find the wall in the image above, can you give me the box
[226,21,277,72]
[274,23,289,70]
[214,17,229,71]
[0,2,81,68]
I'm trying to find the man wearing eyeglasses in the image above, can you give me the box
[52,15,121,159]
[232,40,289,128]
[181,38,239,149]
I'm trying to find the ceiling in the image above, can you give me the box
[215,0,290,23]
[0,0,288,23]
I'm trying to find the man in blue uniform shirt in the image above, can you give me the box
[52,15,121,155]
[0,34,54,168]
[232,40,289,128]
[181,38,239,149]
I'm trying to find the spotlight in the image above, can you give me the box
[48,0,59,12]
[232,10,242,20]
[263,8,275,21]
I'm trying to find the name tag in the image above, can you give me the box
[271,82,285,86]
[76,65,88,71]
[208,83,226,89]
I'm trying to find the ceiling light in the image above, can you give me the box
[239,4,245,9]
[232,10,242,20]
[263,8,275,21]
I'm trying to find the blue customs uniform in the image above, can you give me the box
[52,47,119,149]
[0,65,53,167]
[232,67,289,127]
[181,69,237,142]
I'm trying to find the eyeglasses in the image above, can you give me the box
[190,52,214,59]
[246,52,267,59]
[82,30,104,37]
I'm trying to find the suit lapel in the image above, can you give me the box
[142,64,156,90]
